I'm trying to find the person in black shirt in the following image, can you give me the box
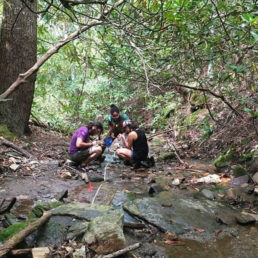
[116,121,149,168]
[108,104,129,138]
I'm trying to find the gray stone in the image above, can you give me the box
[51,203,110,220]
[123,191,227,240]
[67,221,89,240]
[230,175,249,186]
[36,220,67,246]
[235,213,256,225]
[252,172,258,184]
[82,209,125,254]
[72,246,87,258]
[201,189,215,200]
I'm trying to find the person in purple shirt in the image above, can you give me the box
[69,122,104,166]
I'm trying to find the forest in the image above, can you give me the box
[0,0,257,257]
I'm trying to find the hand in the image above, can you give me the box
[92,141,97,146]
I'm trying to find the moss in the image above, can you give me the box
[157,152,175,161]
[239,149,258,163]
[231,165,247,177]
[0,124,16,140]
[29,201,63,219]
[0,222,28,242]
[190,91,207,106]
[184,109,203,126]
[126,192,136,201]
[214,148,235,168]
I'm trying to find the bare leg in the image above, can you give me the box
[116,148,132,161]
[84,146,102,166]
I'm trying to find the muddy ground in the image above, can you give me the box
[0,125,257,257]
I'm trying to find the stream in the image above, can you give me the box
[0,139,257,257]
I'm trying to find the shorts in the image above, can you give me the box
[131,151,147,162]
[69,146,99,164]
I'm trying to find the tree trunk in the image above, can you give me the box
[0,0,37,135]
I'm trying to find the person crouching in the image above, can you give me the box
[116,121,149,169]
[68,122,104,167]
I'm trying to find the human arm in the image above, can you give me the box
[120,132,136,149]
[76,138,94,149]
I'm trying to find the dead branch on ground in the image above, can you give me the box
[0,212,51,257]
[0,137,33,158]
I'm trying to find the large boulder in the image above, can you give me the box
[82,209,125,254]
[51,203,110,220]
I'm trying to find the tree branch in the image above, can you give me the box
[0,0,126,100]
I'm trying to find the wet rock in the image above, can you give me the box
[123,192,227,239]
[51,203,111,220]
[148,184,165,195]
[82,210,125,254]
[235,213,256,225]
[67,221,89,240]
[230,175,249,186]
[201,189,215,200]
[253,172,258,184]
[36,220,67,246]
[3,213,18,227]
[89,174,104,182]
[73,246,87,258]
[215,210,237,226]
[240,212,258,222]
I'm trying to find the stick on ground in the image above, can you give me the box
[0,212,51,257]
[0,137,33,158]
[98,243,140,258]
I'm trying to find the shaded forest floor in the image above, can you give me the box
[0,113,257,257]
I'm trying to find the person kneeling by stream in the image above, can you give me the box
[116,121,150,169]
[68,122,104,168]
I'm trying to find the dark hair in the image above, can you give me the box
[87,122,103,134]
[126,121,137,130]
[110,104,120,115]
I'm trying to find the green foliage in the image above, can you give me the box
[29,0,257,134]
[0,222,28,242]
[214,148,235,168]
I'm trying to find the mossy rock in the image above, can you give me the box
[0,124,16,141]
[214,148,235,168]
[157,152,175,161]
[231,165,247,177]
[29,201,63,219]
[0,222,28,243]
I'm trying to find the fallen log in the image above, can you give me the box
[0,137,33,158]
[98,243,140,258]
[0,212,51,257]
